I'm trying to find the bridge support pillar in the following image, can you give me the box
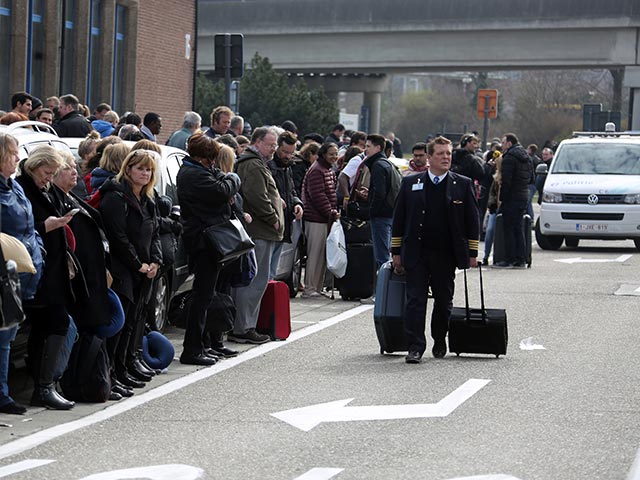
[363,91,382,134]
[623,67,640,130]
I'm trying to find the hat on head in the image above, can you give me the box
[92,119,115,138]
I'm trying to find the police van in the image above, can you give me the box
[535,123,640,251]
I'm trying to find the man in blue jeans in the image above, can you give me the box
[494,133,532,268]
[363,134,395,271]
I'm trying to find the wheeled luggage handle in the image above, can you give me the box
[462,262,487,321]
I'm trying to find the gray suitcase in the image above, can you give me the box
[373,261,409,354]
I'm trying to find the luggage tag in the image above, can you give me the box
[412,179,424,191]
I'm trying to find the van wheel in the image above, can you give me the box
[149,273,170,332]
[285,239,304,298]
[634,239,640,252]
[565,237,579,248]
[535,218,563,250]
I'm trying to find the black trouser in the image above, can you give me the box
[25,304,70,382]
[109,292,140,375]
[183,248,219,357]
[501,200,527,264]
[404,249,456,355]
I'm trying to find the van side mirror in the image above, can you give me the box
[535,163,548,175]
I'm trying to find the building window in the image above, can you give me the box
[60,0,75,95]
[87,0,101,109]
[28,0,44,98]
[112,4,127,113]
[0,0,10,110]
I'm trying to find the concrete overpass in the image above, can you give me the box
[197,0,640,132]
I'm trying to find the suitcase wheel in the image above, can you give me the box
[495,354,500,358]
[380,348,384,355]
[455,353,460,356]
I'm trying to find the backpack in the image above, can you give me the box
[384,159,403,209]
[87,189,102,209]
[60,333,111,402]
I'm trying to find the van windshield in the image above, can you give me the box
[551,143,640,175]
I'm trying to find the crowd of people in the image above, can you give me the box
[0,89,556,413]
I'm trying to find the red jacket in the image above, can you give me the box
[302,158,337,223]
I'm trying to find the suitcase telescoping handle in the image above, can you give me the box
[462,262,487,321]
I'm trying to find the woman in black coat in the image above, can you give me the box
[16,146,79,410]
[176,132,240,365]
[99,150,162,389]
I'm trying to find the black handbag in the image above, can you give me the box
[0,242,25,329]
[202,216,255,264]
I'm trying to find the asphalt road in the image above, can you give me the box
[0,238,639,480]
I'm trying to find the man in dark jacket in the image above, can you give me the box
[267,131,303,278]
[364,134,394,270]
[53,94,93,138]
[494,132,533,268]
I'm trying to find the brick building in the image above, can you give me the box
[0,0,196,143]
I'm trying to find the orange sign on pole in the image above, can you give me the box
[477,89,498,119]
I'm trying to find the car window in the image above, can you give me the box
[164,152,185,204]
[551,143,640,175]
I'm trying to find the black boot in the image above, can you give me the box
[31,335,75,410]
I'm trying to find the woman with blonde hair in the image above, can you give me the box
[89,143,131,193]
[17,145,79,410]
[99,150,162,388]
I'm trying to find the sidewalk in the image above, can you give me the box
[1,295,363,444]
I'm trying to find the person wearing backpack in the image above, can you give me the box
[363,134,400,270]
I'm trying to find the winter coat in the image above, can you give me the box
[500,144,533,204]
[268,153,302,243]
[0,176,44,300]
[53,110,93,138]
[302,157,337,223]
[176,157,239,253]
[364,152,394,218]
[451,148,484,182]
[99,178,162,303]
[51,185,111,329]
[235,147,284,242]
[15,173,79,306]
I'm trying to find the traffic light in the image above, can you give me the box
[214,33,244,79]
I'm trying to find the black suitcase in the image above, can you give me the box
[492,213,532,267]
[341,217,371,245]
[373,262,409,354]
[448,263,508,358]
[337,243,375,300]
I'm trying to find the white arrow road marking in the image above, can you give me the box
[554,254,632,264]
[78,464,204,480]
[0,459,55,478]
[272,379,490,431]
[293,468,344,480]
[445,475,522,480]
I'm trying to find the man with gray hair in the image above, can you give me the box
[229,115,244,137]
[229,126,284,344]
[166,112,202,149]
[53,94,93,137]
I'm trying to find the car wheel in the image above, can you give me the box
[149,273,170,332]
[565,237,579,248]
[535,218,563,250]
[285,239,304,298]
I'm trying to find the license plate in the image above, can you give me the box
[576,224,608,232]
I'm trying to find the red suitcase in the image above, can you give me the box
[256,281,291,340]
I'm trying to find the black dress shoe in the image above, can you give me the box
[405,351,422,364]
[109,391,123,401]
[204,349,221,361]
[133,358,156,376]
[432,341,447,359]
[128,363,153,382]
[0,401,27,415]
[117,372,146,389]
[112,383,134,397]
[180,353,217,366]
[209,346,239,358]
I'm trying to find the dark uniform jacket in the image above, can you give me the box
[391,171,480,270]
[53,110,93,138]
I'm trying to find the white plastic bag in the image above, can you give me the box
[326,221,348,278]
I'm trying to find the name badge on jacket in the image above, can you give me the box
[412,182,424,191]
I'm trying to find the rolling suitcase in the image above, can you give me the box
[492,213,532,267]
[256,280,291,340]
[336,243,375,300]
[341,217,371,245]
[373,262,409,354]
[448,263,508,358]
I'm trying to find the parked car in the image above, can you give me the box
[535,124,640,251]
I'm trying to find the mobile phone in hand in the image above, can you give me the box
[66,208,80,216]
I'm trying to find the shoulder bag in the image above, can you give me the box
[0,241,25,329]
[202,216,255,264]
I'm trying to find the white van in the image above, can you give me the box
[535,127,640,251]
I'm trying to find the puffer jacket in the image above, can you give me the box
[302,157,337,223]
[500,144,533,203]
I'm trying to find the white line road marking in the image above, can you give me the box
[445,475,522,480]
[627,446,640,480]
[272,379,490,431]
[554,254,632,264]
[0,305,374,462]
[78,464,204,480]
[292,468,344,480]
[0,459,55,478]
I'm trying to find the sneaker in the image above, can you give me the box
[492,261,512,269]
[227,329,270,344]
[301,291,322,299]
